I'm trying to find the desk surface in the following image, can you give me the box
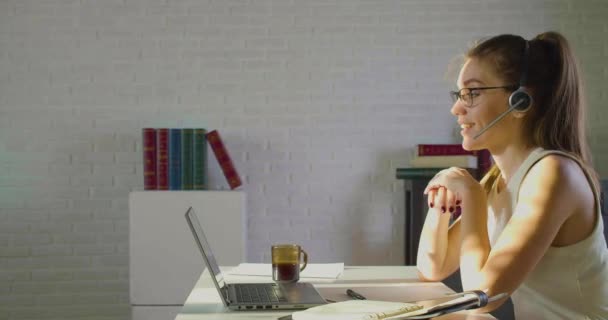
[176,266,495,320]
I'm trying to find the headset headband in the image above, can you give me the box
[520,40,530,87]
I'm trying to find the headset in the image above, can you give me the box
[473,39,533,139]
[509,40,533,112]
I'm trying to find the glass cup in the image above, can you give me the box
[271,244,308,283]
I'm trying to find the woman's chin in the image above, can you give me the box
[461,137,481,151]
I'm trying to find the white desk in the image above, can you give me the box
[176,266,495,320]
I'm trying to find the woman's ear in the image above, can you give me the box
[513,106,529,118]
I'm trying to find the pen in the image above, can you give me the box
[346,289,367,300]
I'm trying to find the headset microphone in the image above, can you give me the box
[473,40,533,140]
[473,98,525,139]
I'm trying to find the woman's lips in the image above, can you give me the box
[460,123,474,135]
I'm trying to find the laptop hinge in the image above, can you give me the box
[222,286,232,304]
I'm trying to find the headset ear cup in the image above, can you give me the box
[509,88,532,112]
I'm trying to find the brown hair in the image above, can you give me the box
[465,32,598,194]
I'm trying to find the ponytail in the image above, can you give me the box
[480,164,501,195]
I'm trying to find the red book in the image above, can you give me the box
[206,130,242,190]
[417,144,477,156]
[142,128,157,190]
[157,128,169,190]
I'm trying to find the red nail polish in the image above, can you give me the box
[441,206,446,213]
[449,206,454,213]
[453,206,462,219]
[456,200,461,205]
[429,202,434,208]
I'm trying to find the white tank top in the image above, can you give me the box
[486,148,608,320]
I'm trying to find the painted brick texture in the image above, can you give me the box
[0,0,607,319]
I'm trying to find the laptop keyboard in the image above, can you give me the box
[235,284,287,303]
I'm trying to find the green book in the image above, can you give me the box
[193,128,207,190]
[396,167,478,180]
[396,168,443,180]
[181,128,194,190]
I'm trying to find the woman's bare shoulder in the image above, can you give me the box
[528,154,589,191]
[521,153,593,218]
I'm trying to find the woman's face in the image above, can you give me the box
[451,58,515,151]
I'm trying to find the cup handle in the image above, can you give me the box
[299,248,308,272]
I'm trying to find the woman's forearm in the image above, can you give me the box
[459,191,491,289]
[416,208,452,280]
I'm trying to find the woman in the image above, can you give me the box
[416,31,608,319]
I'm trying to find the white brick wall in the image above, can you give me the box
[0,0,606,319]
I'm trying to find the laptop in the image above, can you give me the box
[185,207,327,311]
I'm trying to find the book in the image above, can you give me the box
[417,144,476,156]
[169,128,182,190]
[181,128,194,190]
[206,130,242,190]
[396,168,479,180]
[410,155,477,168]
[142,128,157,190]
[193,128,207,190]
[396,168,443,179]
[157,128,169,190]
[286,290,507,320]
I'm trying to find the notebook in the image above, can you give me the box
[280,290,508,320]
[185,207,327,311]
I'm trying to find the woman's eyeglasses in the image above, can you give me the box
[449,85,517,108]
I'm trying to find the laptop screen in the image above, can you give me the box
[185,207,227,291]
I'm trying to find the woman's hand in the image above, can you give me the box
[423,167,483,215]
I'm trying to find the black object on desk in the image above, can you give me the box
[346,289,367,300]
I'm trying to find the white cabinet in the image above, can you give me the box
[129,191,246,320]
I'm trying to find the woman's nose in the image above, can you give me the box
[450,100,467,116]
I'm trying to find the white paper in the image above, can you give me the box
[226,263,344,279]
[291,300,424,320]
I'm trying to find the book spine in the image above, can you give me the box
[157,128,169,190]
[396,168,443,178]
[142,128,157,190]
[410,155,477,168]
[193,128,207,190]
[181,128,194,190]
[168,128,182,190]
[396,167,477,179]
[206,130,242,190]
[418,144,477,156]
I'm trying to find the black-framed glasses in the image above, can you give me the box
[450,85,517,108]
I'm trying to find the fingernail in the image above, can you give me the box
[441,206,446,213]
[453,207,462,219]
[456,200,461,205]
[449,206,454,213]
[429,202,434,208]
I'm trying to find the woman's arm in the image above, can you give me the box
[459,155,583,312]
[416,206,462,281]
